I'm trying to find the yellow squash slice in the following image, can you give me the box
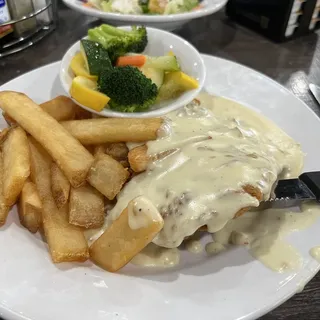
[70,76,110,112]
[70,53,97,81]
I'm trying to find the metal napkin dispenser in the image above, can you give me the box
[226,0,320,42]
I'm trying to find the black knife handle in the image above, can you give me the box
[300,171,320,201]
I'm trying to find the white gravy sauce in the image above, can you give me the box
[90,93,320,271]
[185,239,203,254]
[213,202,320,272]
[297,280,306,293]
[131,243,180,267]
[205,242,226,255]
[310,246,320,262]
[108,92,303,248]
[127,196,163,230]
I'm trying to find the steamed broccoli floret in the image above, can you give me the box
[100,24,147,52]
[88,28,128,61]
[88,24,147,61]
[101,0,113,11]
[164,0,198,14]
[139,0,149,13]
[98,66,158,112]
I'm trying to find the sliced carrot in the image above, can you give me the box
[192,4,204,11]
[83,3,94,8]
[116,55,147,67]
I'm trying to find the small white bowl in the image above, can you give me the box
[60,26,206,118]
[62,0,227,31]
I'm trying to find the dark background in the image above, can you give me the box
[1,1,320,319]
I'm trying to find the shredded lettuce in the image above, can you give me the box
[139,0,149,13]
[164,0,198,14]
[89,0,197,14]
[99,0,142,14]
[101,0,113,11]
[88,0,103,9]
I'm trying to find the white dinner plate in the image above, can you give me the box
[62,0,227,31]
[1,55,320,320]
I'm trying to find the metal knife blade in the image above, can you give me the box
[260,171,320,209]
[309,83,320,105]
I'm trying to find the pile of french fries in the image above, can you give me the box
[0,91,164,272]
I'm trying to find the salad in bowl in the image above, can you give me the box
[85,0,201,15]
[63,0,227,31]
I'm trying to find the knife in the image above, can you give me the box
[261,171,320,209]
[309,83,320,105]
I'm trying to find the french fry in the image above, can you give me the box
[85,145,95,154]
[40,96,76,121]
[51,163,70,209]
[105,142,128,161]
[93,144,106,156]
[61,118,163,144]
[0,91,94,187]
[74,106,92,120]
[128,145,177,173]
[2,127,30,206]
[0,127,10,143]
[94,143,129,166]
[128,145,149,173]
[0,151,9,226]
[29,137,89,263]
[69,183,104,229]
[89,196,164,272]
[3,96,76,124]
[3,112,16,126]
[106,142,130,167]
[18,180,42,233]
[87,154,129,200]
[119,159,129,168]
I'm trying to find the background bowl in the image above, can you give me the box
[60,26,206,118]
[62,0,227,31]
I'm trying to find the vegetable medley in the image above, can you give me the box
[83,0,201,15]
[69,24,199,113]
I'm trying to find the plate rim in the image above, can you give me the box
[1,55,320,320]
[62,0,228,22]
[201,54,320,121]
